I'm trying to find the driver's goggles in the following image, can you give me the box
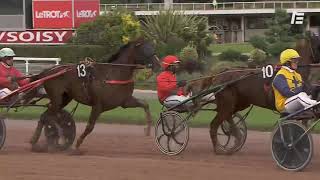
[290,57,301,64]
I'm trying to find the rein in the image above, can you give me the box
[83,57,147,69]
[187,68,261,83]
[94,62,146,69]
[309,40,317,63]
[105,79,134,85]
[81,57,148,85]
[300,63,320,68]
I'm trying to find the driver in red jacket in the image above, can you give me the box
[0,48,29,98]
[156,55,192,108]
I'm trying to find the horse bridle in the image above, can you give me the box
[145,54,160,69]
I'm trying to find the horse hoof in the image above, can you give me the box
[29,135,41,145]
[58,136,66,146]
[68,149,85,156]
[31,144,48,153]
[47,146,59,153]
[214,147,232,155]
[29,138,37,145]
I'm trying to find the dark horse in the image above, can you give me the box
[30,38,161,152]
[190,36,320,154]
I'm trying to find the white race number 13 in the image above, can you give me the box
[77,64,86,78]
[262,65,274,78]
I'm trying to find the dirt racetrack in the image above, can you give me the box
[0,120,320,180]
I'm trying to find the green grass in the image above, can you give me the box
[6,99,320,132]
[208,43,254,54]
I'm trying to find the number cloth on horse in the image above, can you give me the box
[272,49,317,113]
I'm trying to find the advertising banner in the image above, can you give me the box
[0,30,73,44]
[33,0,73,29]
[74,0,100,27]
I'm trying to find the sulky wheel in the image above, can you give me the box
[0,116,6,150]
[155,111,189,156]
[42,110,76,151]
[216,113,247,154]
[271,120,313,171]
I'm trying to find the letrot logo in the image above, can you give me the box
[35,11,71,19]
[76,10,97,18]
[291,12,304,25]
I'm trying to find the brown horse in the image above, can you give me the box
[30,38,161,153]
[189,36,320,154]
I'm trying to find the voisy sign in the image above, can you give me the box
[0,30,74,44]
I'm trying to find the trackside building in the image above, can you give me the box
[101,1,320,43]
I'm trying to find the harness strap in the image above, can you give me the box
[105,80,134,85]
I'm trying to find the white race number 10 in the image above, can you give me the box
[77,64,87,78]
[262,65,274,78]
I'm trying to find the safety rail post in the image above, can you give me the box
[55,59,60,65]
[25,60,29,75]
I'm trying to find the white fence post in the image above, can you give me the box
[25,59,29,75]
[13,57,61,75]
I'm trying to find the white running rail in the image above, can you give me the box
[13,57,61,75]
[100,1,320,12]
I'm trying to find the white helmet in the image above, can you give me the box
[0,48,16,58]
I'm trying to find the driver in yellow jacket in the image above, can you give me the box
[272,49,318,113]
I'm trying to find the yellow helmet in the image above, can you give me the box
[280,49,300,64]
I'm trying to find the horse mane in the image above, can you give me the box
[104,42,133,63]
[32,40,141,81]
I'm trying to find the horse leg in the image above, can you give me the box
[30,117,44,145]
[121,96,152,136]
[30,92,72,152]
[73,105,102,154]
[210,89,235,155]
[225,114,244,150]
[210,112,235,155]
[30,103,61,152]
[223,102,250,149]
